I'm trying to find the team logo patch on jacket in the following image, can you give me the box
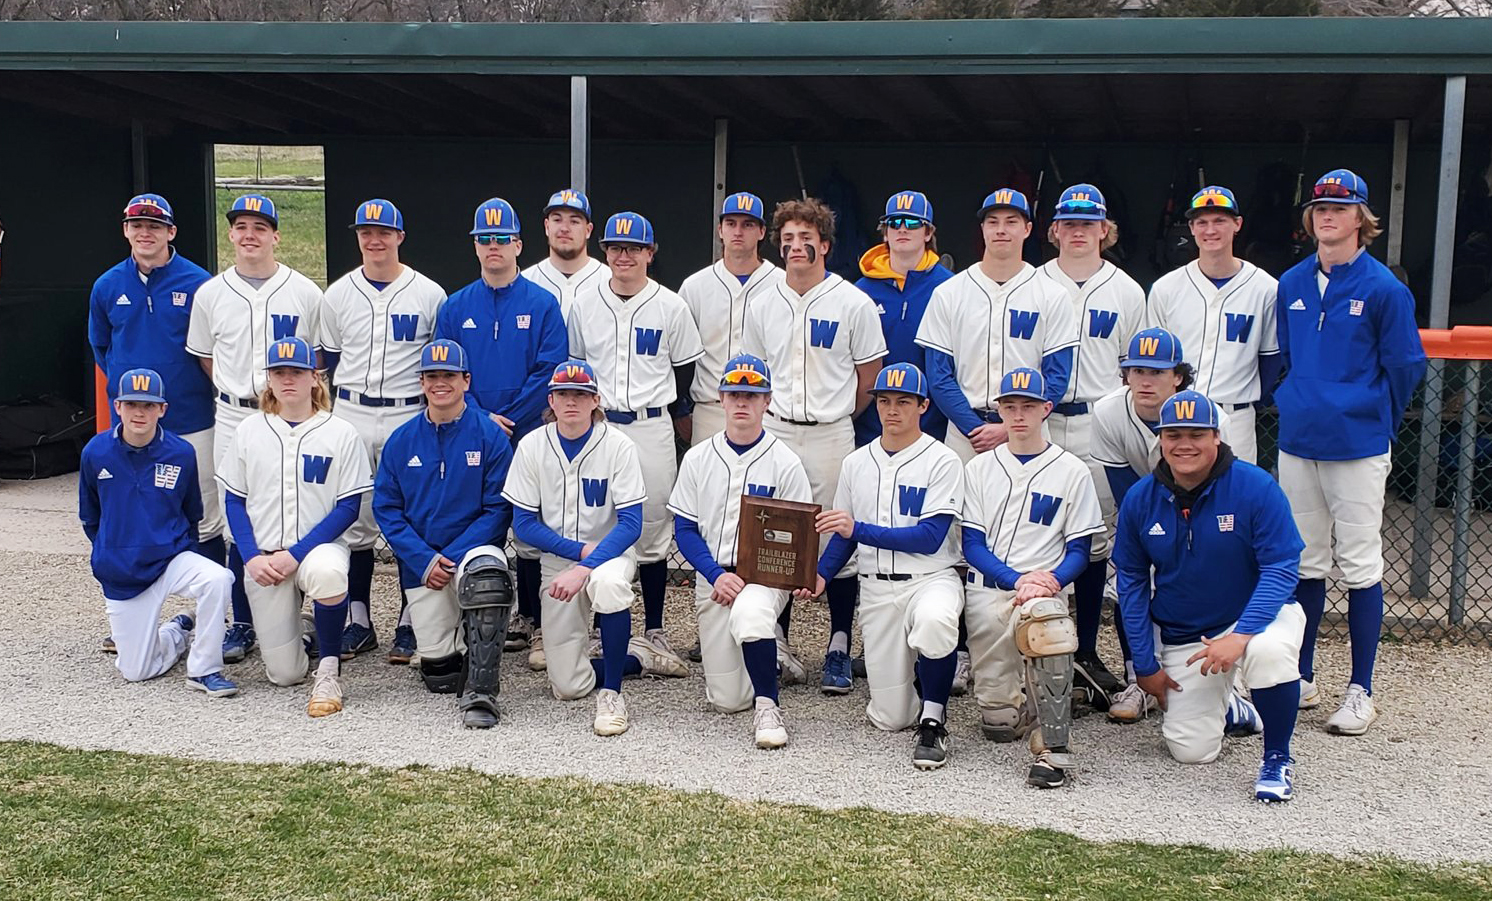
[154,463,182,489]
[1349,299,1365,317]
[516,315,531,329]
[172,292,188,306]
[1216,514,1234,532]
[466,451,482,466]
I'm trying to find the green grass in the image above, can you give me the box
[1,742,1486,901]
[214,143,325,180]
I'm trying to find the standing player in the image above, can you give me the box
[438,197,568,670]
[1113,391,1306,802]
[373,339,514,728]
[568,212,704,671]
[961,368,1104,788]
[670,354,812,748]
[523,188,605,323]
[678,192,782,446]
[79,368,237,697]
[503,361,684,736]
[915,189,1077,465]
[322,199,446,663]
[187,193,323,664]
[1276,169,1426,734]
[742,198,888,695]
[803,363,965,769]
[1037,184,1147,698]
[1147,186,1281,464]
[217,337,372,717]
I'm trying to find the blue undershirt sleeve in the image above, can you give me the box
[514,507,586,561]
[1041,347,1074,404]
[816,533,856,581]
[961,526,1022,591]
[673,514,725,584]
[288,494,360,562]
[224,491,262,561]
[1257,353,1284,407]
[926,349,982,436]
[850,513,953,554]
[1105,465,1142,511]
[580,503,643,569]
[1050,535,1093,587]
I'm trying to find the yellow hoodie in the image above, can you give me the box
[858,244,941,292]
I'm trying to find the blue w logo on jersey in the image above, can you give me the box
[302,455,332,485]
[635,328,663,356]
[1009,310,1040,340]
[271,314,300,340]
[1087,309,1118,339]
[581,478,609,507]
[746,484,776,498]
[390,314,419,342]
[1225,313,1255,343]
[1029,492,1063,526]
[809,319,839,349]
[897,485,927,517]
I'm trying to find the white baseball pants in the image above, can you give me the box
[1046,411,1113,559]
[693,572,790,714]
[690,402,726,448]
[764,414,857,575]
[1226,404,1258,465]
[963,582,1059,712]
[181,427,222,543]
[858,570,964,731]
[1278,450,1390,588]
[612,415,677,564]
[245,542,350,687]
[403,545,507,660]
[333,401,423,550]
[105,550,232,682]
[943,426,978,465]
[539,551,638,700]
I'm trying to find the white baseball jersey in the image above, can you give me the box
[678,259,783,403]
[915,262,1078,412]
[1090,386,1237,475]
[834,433,964,574]
[187,265,323,400]
[962,443,1104,574]
[741,272,888,423]
[1037,260,1146,405]
[502,422,647,545]
[568,278,705,413]
[1146,260,1280,405]
[523,257,606,324]
[320,265,446,398]
[668,430,812,567]
[216,410,372,550]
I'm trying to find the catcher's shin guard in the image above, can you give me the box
[420,653,462,694]
[457,553,515,717]
[1016,597,1079,763]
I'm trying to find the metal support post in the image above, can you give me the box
[570,76,589,193]
[1429,75,1465,330]
[131,119,148,193]
[712,118,728,262]
[1450,360,1480,625]
[1387,119,1409,272]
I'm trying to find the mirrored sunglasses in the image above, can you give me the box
[124,202,170,220]
[722,368,768,387]
[550,367,595,386]
[1190,191,1237,211]
[1311,182,1364,202]
[474,234,518,245]
[882,216,928,231]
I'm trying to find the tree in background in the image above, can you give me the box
[777,0,893,18]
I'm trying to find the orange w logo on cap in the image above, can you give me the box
[1176,400,1196,419]
[1139,336,1160,357]
[276,342,297,359]
[1011,371,1031,389]
[131,374,152,391]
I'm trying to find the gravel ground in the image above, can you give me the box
[3,475,1489,864]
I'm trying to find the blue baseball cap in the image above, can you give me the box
[720,353,772,394]
[1307,168,1370,207]
[1159,390,1220,430]
[419,339,468,374]
[471,198,520,236]
[1186,186,1240,219]
[548,359,600,395]
[264,336,316,371]
[870,362,929,399]
[544,188,592,221]
[997,367,1046,402]
[603,212,654,246]
[1053,184,1108,221]
[123,194,174,226]
[226,193,279,228]
[977,188,1032,221]
[1122,328,1185,370]
[721,192,765,223]
[352,198,404,231]
[116,368,166,403]
[883,190,934,224]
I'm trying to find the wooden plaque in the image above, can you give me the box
[735,496,822,592]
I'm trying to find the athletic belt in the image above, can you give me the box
[1053,402,1089,416]
[973,409,1003,424]
[217,392,258,409]
[966,571,1001,589]
[336,388,424,408]
[1229,402,1255,411]
[605,407,663,425]
[768,411,820,426]
[863,573,913,582]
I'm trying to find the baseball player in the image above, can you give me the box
[1146,186,1282,464]
[523,188,606,323]
[503,360,684,736]
[915,189,1077,465]
[322,199,447,664]
[1276,169,1426,735]
[217,337,372,718]
[79,368,237,697]
[802,362,964,770]
[437,197,568,670]
[568,212,704,671]
[961,367,1104,788]
[670,354,813,748]
[1037,184,1147,699]
[187,193,323,665]
[741,197,888,694]
[678,192,783,447]
[1113,391,1306,802]
[373,339,515,728]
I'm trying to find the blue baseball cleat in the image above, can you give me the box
[821,649,853,695]
[339,623,378,660]
[222,622,257,663]
[188,672,240,698]
[171,613,195,634]
[388,624,417,665]
[1225,690,1263,737]
[1255,751,1295,802]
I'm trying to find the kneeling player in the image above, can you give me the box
[373,340,515,728]
[670,354,812,748]
[218,337,373,717]
[961,368,1104,788]
[1113,391,1306,802]
[80,368,237,697]
[803,363,964,770]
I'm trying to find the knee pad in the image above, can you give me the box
[1016,598,1076,752]
[459,555,514,612]
[420,652,463,694]
[1015,597,1078,658]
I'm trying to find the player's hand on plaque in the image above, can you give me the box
[814,510,855,539]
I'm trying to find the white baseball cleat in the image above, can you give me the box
[642,629,690,674]
[527,628,547,672]
[776,638,807,686]
[1325,683,1378,735]
[753,697,788,749]
[307,656,343,718]
[1298,678,1320,709]
[593,688,629,736]
[627,636,689,678]
[1107,682,1157,723]
[950,650,972,697]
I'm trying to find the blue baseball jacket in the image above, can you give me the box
[1112,449,1303,679]
[435,274,568,439]
[373,403,514,590]
[1275,249,1426,461]
[853,246,954,443]
[88,251,215,434]
[78,425,201,600]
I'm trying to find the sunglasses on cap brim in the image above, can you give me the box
[124,203,171,221]
[1189,194,1238,213]
[881,216,928,231]
[474,234,518,245]
[550,369,596,387]
[1310,182,1365,202]
[722,368,769,388]
[1056,200,1105,214]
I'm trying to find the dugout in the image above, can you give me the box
[0,17,1490,413]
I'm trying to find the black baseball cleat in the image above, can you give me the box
[1027,748,1069,789]
[1073,652,1120,712]
[912,718,950,770]
[851,654,867,678]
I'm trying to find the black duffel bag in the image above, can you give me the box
[0,395,94,479]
